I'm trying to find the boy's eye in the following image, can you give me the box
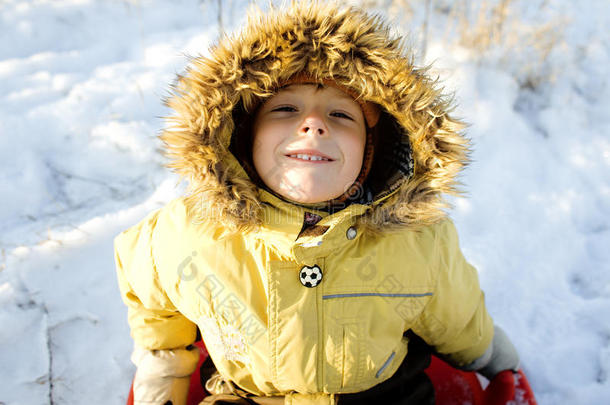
[331,111,353,120]
[271,105,297,112]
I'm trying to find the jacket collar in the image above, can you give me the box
[255,190,370,263]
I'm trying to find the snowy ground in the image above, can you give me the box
[0,0,608,404]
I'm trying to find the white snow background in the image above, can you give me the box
[0,0,608,404]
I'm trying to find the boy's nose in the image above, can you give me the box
[299,116,327,136]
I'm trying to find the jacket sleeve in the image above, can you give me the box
[114,209,199,405]
[412,219,495,367]
[114,209,197,350]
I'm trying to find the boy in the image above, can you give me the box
[114,3,520,404]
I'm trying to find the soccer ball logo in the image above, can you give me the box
[299,265,323,288]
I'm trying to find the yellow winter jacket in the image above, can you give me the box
[114,2,494,403]
[115,189,492,397]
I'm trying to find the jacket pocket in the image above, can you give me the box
[322,288,425,392]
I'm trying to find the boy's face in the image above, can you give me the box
[252,84,366,204]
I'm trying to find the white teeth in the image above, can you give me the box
[289,154,329,161]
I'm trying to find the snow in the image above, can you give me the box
[0,0,608,404]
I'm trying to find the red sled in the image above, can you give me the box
[127,341,537,405]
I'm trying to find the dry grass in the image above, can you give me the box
[448,0,565,88]
[353,0,567,89]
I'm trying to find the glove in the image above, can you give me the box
[131,344,200,405]
[473,326,536,404]
[476,325,520,380]
[456,325,520,380]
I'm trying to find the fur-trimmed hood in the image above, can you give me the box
[160,1,469,233]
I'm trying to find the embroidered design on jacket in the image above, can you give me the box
[198,315,250,365]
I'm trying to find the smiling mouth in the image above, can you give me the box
[286,153,333,162]
[284,150,335,162]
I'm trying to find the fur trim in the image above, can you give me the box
[160,1,470,233]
